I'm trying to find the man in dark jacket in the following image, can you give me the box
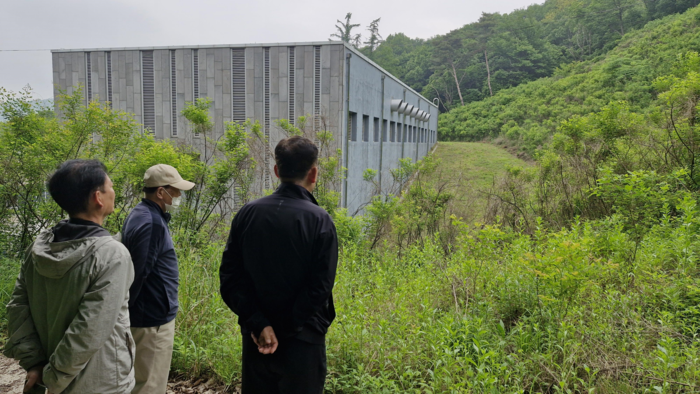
[220,136,338,393]
[121,164,194,394]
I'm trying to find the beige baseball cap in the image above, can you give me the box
[144,164,195,191]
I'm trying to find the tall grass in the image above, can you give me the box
[164,204,700,392]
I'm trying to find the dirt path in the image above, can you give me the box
[0,354,24,394]
[0,355,234,393]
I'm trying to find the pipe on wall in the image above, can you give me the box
[390,99,403,112]
[379,75,385,187]
[343,52,352,208]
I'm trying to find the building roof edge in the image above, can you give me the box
[50,41,346,53]
[342,42,438,109]
[50,40,438,110]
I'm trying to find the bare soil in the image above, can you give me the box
[0,355,235,394]
[0,354,24,394]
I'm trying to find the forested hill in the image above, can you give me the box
[438,5,700,150]
[366,0,699,111]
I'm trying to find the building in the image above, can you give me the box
[51,41,438,214]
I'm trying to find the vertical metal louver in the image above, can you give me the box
[288,47,295,126]
[170,50,177,137]
[85,52,92,104]
[192,49,199,136]
[106,52,112,108]
[313,46,321,131]
[264,47,271,189]
[141,51,155,134]
[192,49,199,100]
[231,48,246,124]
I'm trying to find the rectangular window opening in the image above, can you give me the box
[362,115,370,142]
[390,121,396,142]
[350,112,358,141]
[373,117,380,142]
[382,120,388,142]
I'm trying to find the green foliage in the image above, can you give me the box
[439,6,700,148]
[181,98,214,136]
[368,0,700,112]
[0,86,200,253]
[90,195,700,392]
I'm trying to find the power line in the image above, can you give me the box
[0,49,52,52]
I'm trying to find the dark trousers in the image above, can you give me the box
[241,333,327,394]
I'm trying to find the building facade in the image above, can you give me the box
[51,42,438,214]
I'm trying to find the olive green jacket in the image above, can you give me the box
[4,229,135,394]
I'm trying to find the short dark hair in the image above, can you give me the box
[274,136,319,181]
[48,159,108,216]
[143,185,170,195]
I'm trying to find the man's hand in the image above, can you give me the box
[251,326,278,355]
[23,365,44,393]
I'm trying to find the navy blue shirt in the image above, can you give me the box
[122,199,179,328]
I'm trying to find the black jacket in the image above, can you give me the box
[220,183,338,344]
[121,199,179,327]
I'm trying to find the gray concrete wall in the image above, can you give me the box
[51,42,437,215]
[342,47,438,214]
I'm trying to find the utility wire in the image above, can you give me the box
[0,49,52,52]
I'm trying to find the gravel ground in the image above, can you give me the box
[0,355,235,394]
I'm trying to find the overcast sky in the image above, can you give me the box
[1,0,542,100]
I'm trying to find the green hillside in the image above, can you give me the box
[367,0,700,111]
[432,142,530,220]
[438,6,700,152]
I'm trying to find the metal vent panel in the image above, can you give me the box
[141,51,156,134]
[231,48,246,123]
[170,50,177,137]
[264,47,271,189]
[192,49,199,136]
[106,52,112,108]
[313,46,321,131]
[85,52,92,103]
[288,47,295,126]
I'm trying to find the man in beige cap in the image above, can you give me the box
[121,164,195,394]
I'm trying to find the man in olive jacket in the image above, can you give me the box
[4,159,135,394]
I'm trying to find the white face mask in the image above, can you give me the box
[163,189,182,212]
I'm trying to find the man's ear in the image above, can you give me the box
[274,165,280,179]
[307,166,318,184]
[93,189,105,210]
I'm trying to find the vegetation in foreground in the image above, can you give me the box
[171,201,700,392]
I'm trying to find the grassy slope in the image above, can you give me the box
[432,142,529,220]
[438,6,700,150]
